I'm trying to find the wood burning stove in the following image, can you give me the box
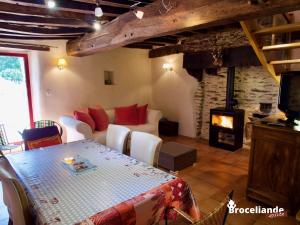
[209,67,245,151]
[209,108,244,151]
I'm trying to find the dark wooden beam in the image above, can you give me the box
[73,0,132,8]
[142,41,165,46]
[0,32,78,39]
[0,13,91,28]
[0,41,50,51]
[149,45,183,58]
[0,0,126,17]
[125,43,153,49]
[145,37,178,45]
[67,0,300,56]
[0,2,96,21]
[0,22,88,35]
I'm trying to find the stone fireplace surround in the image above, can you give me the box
[193,66,279,139]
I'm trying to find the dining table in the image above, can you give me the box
[6,139,201,225]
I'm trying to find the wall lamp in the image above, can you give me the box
[57,58,67,70]
[163,63,173,71]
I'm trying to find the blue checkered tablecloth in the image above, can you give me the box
[6,139,175,225]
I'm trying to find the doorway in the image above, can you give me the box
[0,53,33,142]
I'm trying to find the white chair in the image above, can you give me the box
[130,131,162,166]
[2,178,32,225]
[0,155,17,180]
[106,124,130,153]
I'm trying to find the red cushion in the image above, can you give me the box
[74,110,96,132]
[115,104,138,125]
[27,135,62,150]
[137,104,148,124]
[88,107,109,131]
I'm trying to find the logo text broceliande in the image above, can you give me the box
[227,199,285,215]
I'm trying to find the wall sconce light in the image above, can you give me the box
[57,58,67,70]
[163,63,173,71]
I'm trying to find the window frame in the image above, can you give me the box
[0,52,34,127]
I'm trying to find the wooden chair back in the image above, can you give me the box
[195,191,233,225]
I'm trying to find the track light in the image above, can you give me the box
[46,0,56,9]
[93,21,101,31]
[95,6,103,17]
[134,10,144,19]
[95,1,103,17]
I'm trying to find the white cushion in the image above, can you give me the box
[125,124,156,134]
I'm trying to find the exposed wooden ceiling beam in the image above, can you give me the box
[269,59,300,64]
[0,32,78,39]
[0,2,96,21]
[0,22,88,36]
[67,0,300,56]
[0,0,124,17]
[254,22,300,36]
[73,0,132,8]
[0,41,50,51]
[148,26,247,57]
[0,13,91,28]
[149,45,183,58]
[125,43,153,49]
[263,42,300,51]
[146,37,178,44]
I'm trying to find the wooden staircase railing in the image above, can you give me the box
[241,13,300,83]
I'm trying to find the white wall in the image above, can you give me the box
[151,54,198,137]
[1,40,153,125]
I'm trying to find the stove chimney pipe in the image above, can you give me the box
[226,67,236,111]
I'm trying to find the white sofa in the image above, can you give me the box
[60,109,163,145]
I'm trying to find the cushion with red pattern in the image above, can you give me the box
[27,135,62,150]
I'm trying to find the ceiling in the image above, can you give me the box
[1,0,299,52]
[0,0,154,40]
[0,0,244,49]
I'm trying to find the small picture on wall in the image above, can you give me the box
[104,71,114,85]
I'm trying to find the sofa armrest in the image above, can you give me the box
[60,115,93,142]
[147,109,163,125]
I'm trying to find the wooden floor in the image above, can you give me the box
[0,136,298,225]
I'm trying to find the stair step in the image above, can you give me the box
[263,42,300,51]
[269,59,300,65]
[254,22,300,36]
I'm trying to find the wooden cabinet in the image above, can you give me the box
[247,122,300,214]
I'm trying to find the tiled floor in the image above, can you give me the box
[162,136,298,225]
[0,137,298,225]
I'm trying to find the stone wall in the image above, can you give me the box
[194,66,279,139]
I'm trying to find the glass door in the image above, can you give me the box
[0,53,33,142]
